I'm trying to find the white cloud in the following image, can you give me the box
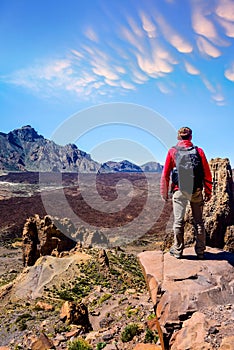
[184,61,200,75]
[216,17,234,38]
[191,1,229,46]
[120,81,135,90]
[71,50,84,59]
[202,77,216,94]
[224,62,234,81]
[104,78,120,87]
[154,13,193,53]
[192,7,217,40]
[136,52,174,77]
[156,81,172,94]
[115,66,126,74]
[212,92,225,104]
[201,77,226,105]
[215,0,234,21]
[126,16,145,39]
[130,67,149,84]
[6,59,72,89]
[84,27,99,42]
[196,36,222,57]
[139,11,157,38]
[120,25,146,54]
[92,66,119,80]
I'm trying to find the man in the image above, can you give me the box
[160,127,212,259]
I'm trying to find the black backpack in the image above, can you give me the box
[171,146,204,194]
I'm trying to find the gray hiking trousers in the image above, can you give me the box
[172,188,205,257]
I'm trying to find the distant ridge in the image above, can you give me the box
[0,125,163,173]
[0,125,99,172]
[100,160,163,173]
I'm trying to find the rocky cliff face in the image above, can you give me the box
[0,125,100,172]
[184,158,234,252]
[205,158,233,247]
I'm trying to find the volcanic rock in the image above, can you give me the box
[22,215,77,266]
[184,158,234,251]
[60,301,92,331]
[138,247,234,349]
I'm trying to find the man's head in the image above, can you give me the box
[177,127,192,140]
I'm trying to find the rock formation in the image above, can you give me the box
[22,215,77,266]
[138,247,234,350]
[74,226,110,248]
[60,301,92,331]
[184,158,234,252]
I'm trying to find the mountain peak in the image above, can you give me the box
[9,125,43,142]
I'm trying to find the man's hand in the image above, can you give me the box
[161,195,168,202]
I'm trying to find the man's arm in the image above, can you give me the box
[160,149,174,201]
[198,148,213,201]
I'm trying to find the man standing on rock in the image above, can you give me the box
[160,127,212,259]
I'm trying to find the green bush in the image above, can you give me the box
[68,338,92,350]
[121,323,140,342]
[96,342,106,350]
[144,328,159,343]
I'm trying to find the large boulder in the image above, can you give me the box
[60,301,92,331]
[138,247,234,349]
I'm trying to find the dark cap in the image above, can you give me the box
[177,127,192,140]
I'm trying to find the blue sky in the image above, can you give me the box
[1,0,234,166]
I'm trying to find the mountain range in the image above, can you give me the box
[0,125,163,173]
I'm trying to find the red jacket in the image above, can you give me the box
[160,140,212,199]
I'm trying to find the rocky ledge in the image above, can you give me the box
[138,247,234,350]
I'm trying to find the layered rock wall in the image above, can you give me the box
[185,158,234,252]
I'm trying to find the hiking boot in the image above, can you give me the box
[197,254,205,260]
[169,247,182,259]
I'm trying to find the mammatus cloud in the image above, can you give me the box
[196,36,222,58]
[216,17,234,38]
[215,0,234,22]
[224,62,234,81]
[201,77,225,105]
[156,81,172,94]
[139,11,157,38]
[184,61,200,75]
[3,0,234,104]
[153,12,193,53]
[191,0,229,46]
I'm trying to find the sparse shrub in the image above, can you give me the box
[68,337,92,350]
[57,289,74,301]
[126,305,139,318]
[96,342,107,350]
[16,313,34,331]
[121,323,140,342]
[98,293,111,304]
[147,312,156,320]
[144,328,159,344]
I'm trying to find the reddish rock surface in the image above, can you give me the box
[138,247,234,349]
